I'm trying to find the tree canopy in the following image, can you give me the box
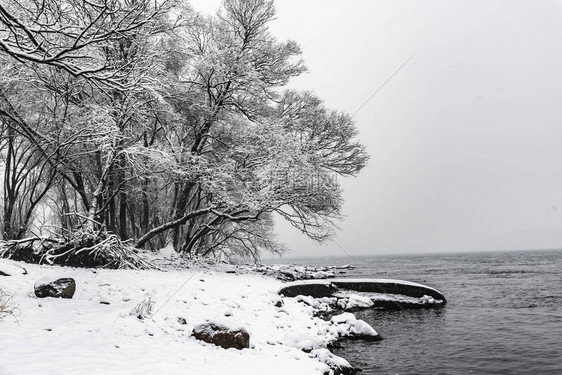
[0,0,368,263]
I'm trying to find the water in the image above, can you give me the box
[272,250,562,374]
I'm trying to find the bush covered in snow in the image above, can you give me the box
[130,297,154,320]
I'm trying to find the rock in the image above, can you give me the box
[274,299,284,308]
[314,348,357,375]
[337,294,374,310]
[279,282,338,298]
[253,264,338,281]
[338,264,354,270]
[295,295,332,312]
[296,339,314,353]
[331,312,356,325]
[192,322,250,350]
[332,279,447,303]
[331,366,357,375]
[280,270,297,281]
[309,270,336,279]
[330,312,383,341]
[349,319,383,341]
[418,295,437,304]
[34,277,76,298]
[280,278,447,305]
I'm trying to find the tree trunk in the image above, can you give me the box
[119,190,128,239]
[85,148,116,232]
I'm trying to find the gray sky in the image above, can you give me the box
[190,0,562,257]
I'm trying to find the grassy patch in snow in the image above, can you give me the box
[0,288,18,321]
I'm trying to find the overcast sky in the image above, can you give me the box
[190,0,562,257]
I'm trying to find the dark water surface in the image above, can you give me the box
[271,250,562,374]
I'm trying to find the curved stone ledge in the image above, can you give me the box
[279,278,447,306]
[279,281,338,298]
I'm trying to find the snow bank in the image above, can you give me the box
[0,261,336,375]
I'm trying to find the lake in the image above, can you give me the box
[272,250,562,374]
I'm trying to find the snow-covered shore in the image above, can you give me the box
[0,259,366,375]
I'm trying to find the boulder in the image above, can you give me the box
[314,348,357,375]
[331,312,383,341]
[192,322,250,350]
[349,319,383,341]
[337,294,374,310]
[34,277,76,298]
[279,282,337,298]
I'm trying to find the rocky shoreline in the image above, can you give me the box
[232,261,447,374]
[282,279,445,374]
[251,263,447,374]
[1,258,446,375]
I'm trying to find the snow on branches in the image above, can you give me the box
[0,0,368,263]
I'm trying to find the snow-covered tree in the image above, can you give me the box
[0,0,368,263]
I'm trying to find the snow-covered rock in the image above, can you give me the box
[338,264,355,270]
[253,264,336,281]
[337,294,374,310]
[312,348,356,375]
[309,270,336,279]
[296,339,315,352]
[279,282,337,298]
[192,321,250,350]
[330,312,382,341]
[419,294,441,304]
[331,312,356,325]
[279,278,447,305]
[350,320,380,339]
[34,277,76,298]
[296,295,332,312]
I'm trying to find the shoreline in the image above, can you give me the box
[0,258,369,375]
[1,257,445,374]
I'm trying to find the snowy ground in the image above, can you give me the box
[0,257,368,375]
